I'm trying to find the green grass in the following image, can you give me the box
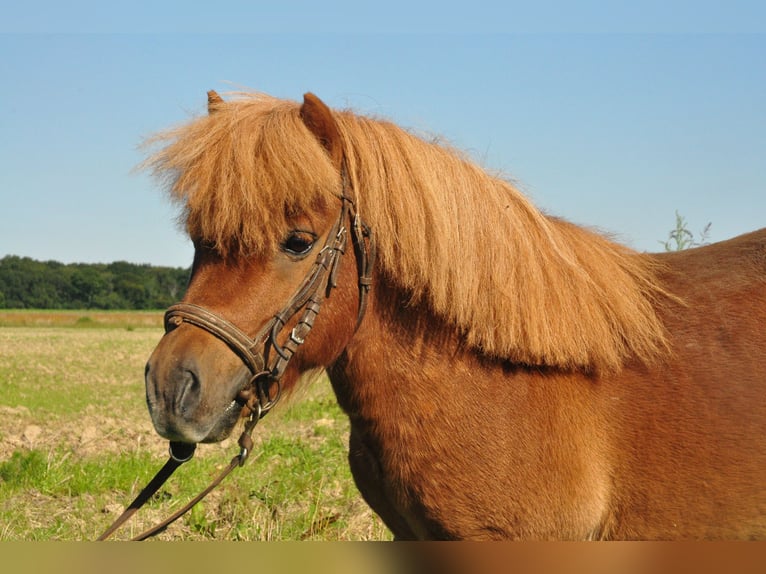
[0,448,157,496]
[0,311,390,541]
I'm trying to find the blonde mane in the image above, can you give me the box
[146,92,669,371]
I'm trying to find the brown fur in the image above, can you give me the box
[144,91,766,539]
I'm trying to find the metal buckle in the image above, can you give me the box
[168,441,197,463]
[289,326,305,346]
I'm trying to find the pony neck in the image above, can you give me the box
[337,114,669,373]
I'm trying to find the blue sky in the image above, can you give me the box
[1,3,765,267]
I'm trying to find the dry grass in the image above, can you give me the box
[0,312,390,541]
[0,309,164,329]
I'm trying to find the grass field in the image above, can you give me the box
[0,310,390,541]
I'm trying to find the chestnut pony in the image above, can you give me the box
[144,91,766,540]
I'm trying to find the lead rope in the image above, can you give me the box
[97,407,262,541]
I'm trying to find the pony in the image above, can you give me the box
[143,90,766,540]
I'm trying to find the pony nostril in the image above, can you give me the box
[175,367,202,416]
[144,360,165,411]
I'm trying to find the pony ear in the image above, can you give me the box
[300,93,343,168]
[207,90,224,114]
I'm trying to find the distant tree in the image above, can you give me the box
[661,211,712,252]
[0,255,189,309]
[68,266,108,308]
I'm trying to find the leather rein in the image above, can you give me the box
[97,175,375,541]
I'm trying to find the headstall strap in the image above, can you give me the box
[97,160,375,541]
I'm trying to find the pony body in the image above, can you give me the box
[145,91,766,539]
[332,229,766,539]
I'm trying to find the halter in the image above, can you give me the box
[97,167,375,541]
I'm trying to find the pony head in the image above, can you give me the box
[144,92,362,442]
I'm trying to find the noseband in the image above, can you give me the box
[164,175,375,428]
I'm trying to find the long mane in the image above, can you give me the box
[146,92,669,372]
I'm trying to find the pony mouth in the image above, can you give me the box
[198,368,259,443]
[151,399,245,444]
[200,399,246,443]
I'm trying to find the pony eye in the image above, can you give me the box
[281,231,316,257]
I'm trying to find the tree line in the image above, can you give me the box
[0,255,190,310]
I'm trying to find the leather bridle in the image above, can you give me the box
[97,168,375,541]
[165,183,374,425]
